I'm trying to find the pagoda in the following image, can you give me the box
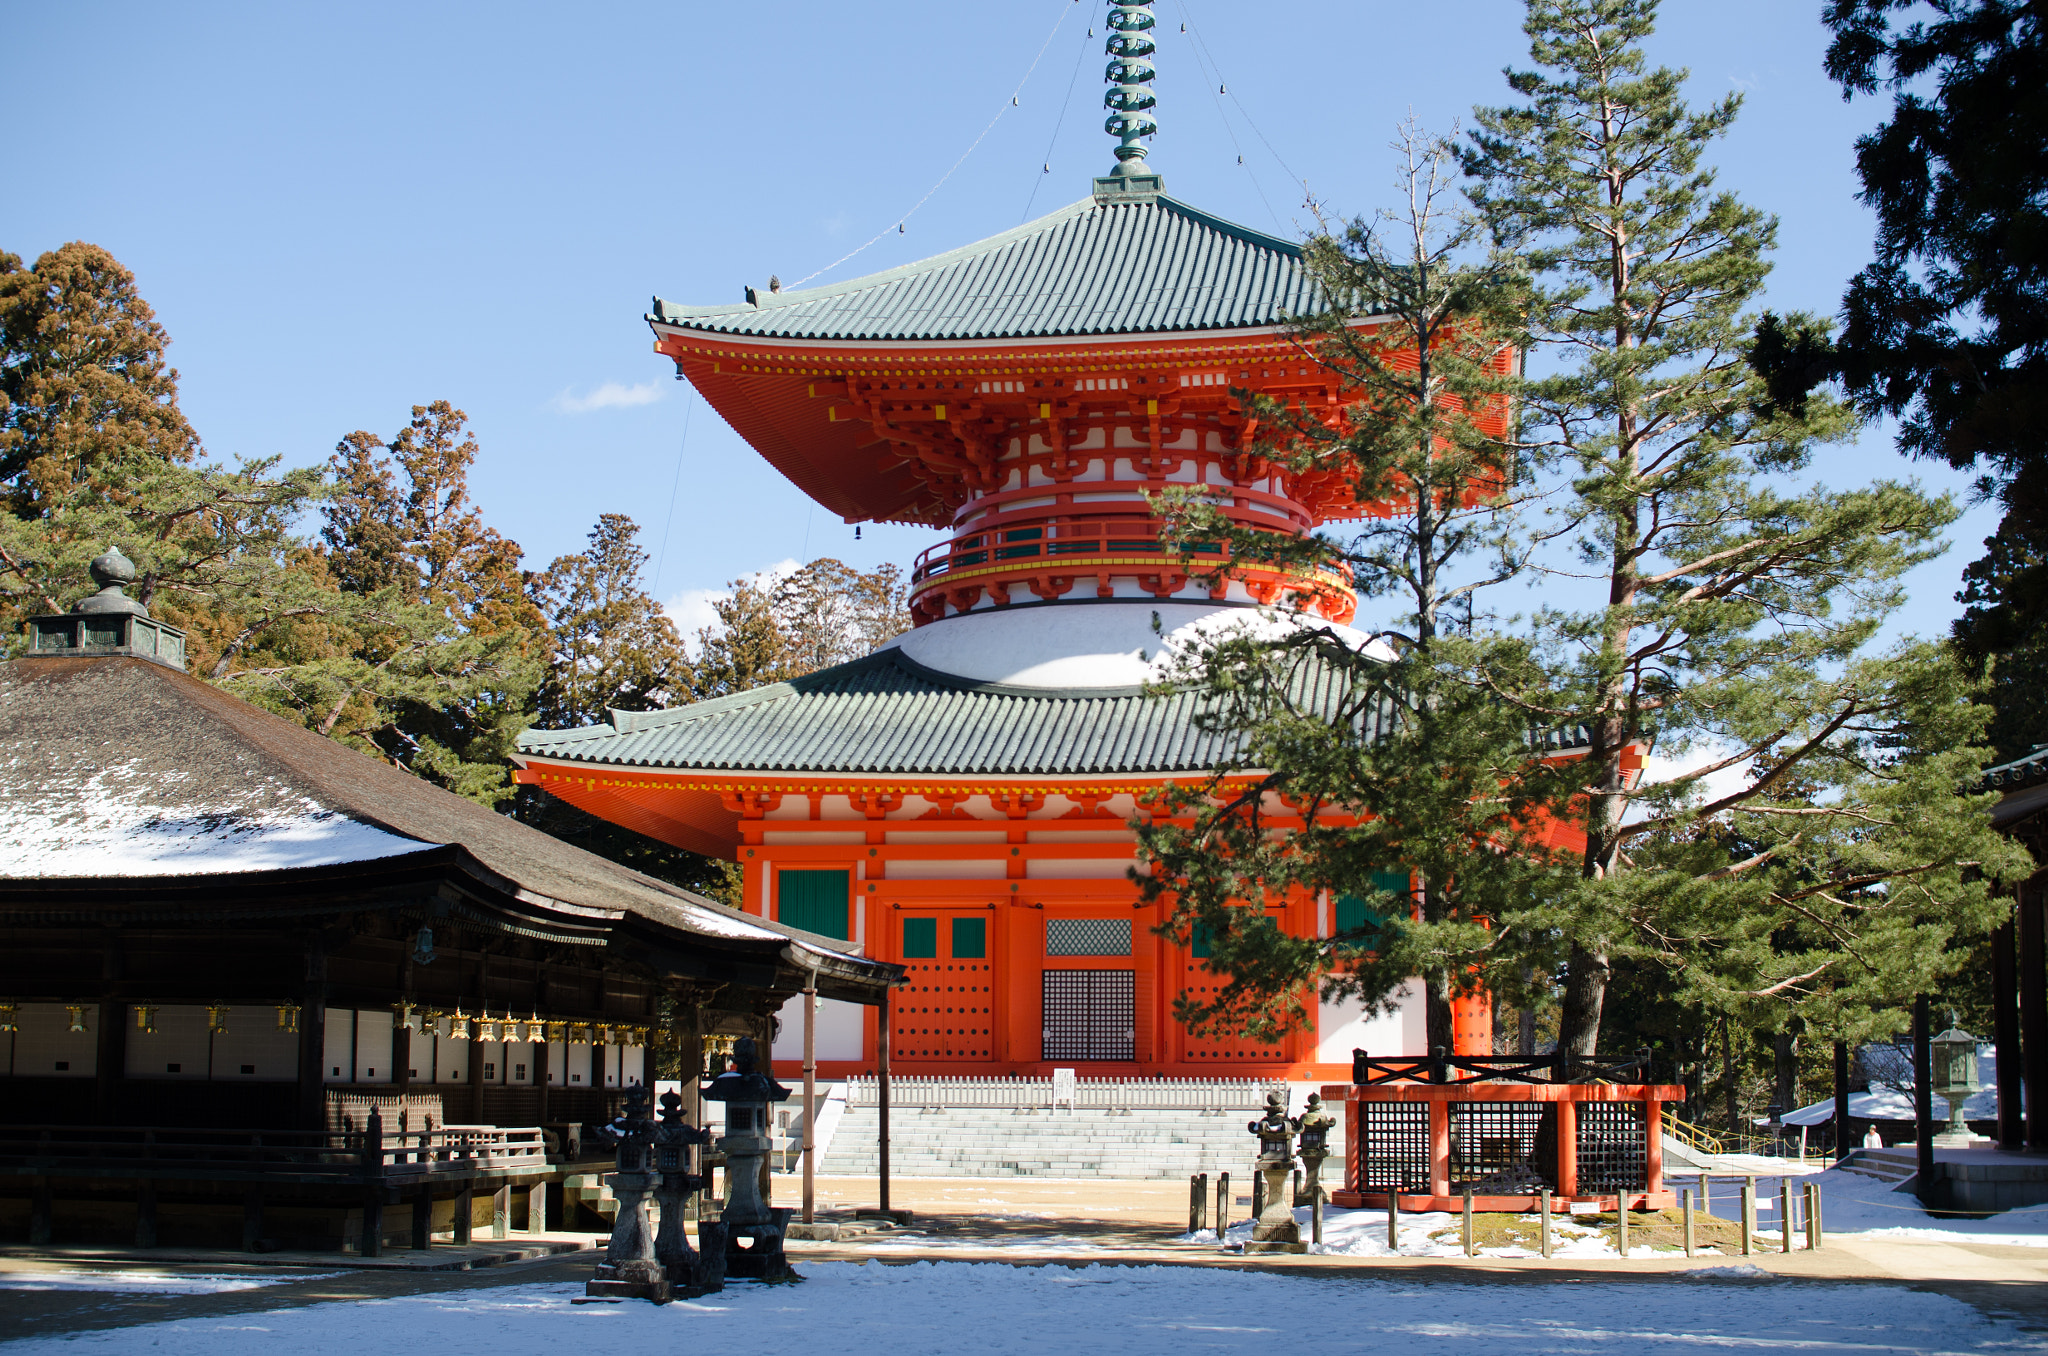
[515,1,1503,1078]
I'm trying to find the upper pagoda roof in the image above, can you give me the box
[650,190,1321,345]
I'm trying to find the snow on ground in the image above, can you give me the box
[1183,1205,1682,1259]
[0,1269,342,1294]
[0,1261,2025,1356]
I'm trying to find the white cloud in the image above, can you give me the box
[553,380,666,414]
[1628,742,1754,823]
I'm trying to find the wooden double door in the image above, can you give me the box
[889,906,999,1064]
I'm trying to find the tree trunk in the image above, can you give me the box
[1554,943,1608,1065]
[1425,971,1455,1057]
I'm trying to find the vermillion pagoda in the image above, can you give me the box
[515,1,1512,1079]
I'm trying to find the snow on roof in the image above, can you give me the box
[0,757,428,877]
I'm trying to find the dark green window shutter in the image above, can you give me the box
[903,917,938,959]
[1335,870,1410,938]
[951,916,987,958]
[1191,924,1213,959]
[778,869,850,940]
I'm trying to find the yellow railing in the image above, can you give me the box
[1662,1110,1726,1156]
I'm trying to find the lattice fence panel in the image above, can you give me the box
[1045,919,1132,956]
[1575,1101,1648,1193]
[1447,1101,1554,1191]
[1356,1101,1431,1193]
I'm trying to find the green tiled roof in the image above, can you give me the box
[647,193,1319,344]
[516,646,1391,777]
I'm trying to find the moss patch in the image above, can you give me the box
[1425,1208,1754,1254]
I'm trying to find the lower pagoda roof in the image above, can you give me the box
[514,640,1394,779]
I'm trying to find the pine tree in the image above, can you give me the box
[686,557,909,699]
[1465,0,2024,1056]
[1820,1,2048,761]
[531,513,687,729]
[222,402,543,806]
[1137,125,1569,1052]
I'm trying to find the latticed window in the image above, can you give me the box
[777,869,850,940]
[1045,918,1130,956]
[1042,970,1134,1061]
[1448,1101,1554,1189]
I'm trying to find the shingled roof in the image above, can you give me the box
[0,656,896,997]
[517,644,1394,777]
[648,193,1320,344]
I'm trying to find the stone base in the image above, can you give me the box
[1242,1240,1310,1254]
[854,1208,915,1225]
[579,1262,672,1304]
[724,1208,796,1281]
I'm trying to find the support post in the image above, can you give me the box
[2021,884,2048,1151]
[1538,1187,1551,1258]
[243,1184,264,1253]
[1995,915,2025,1149]
[95,929,125,1125]
[454,1185,473,1244]
[1740,1177,1755,1256]
[802,971,816,1226]
[1189,1174,1206,1234]
[1427,1097,1450,1201]
[1644,1095,1663,1194]
[1808,1180,1823,1250]
[1915,995,1936,1194]
[1682,1188,1694,1258]
[1834,1041,1853,1163]
[360,1108,385,1258]
[1461,1186,1473,1257]
[877,1001,892,1217]
[298,939,328,1132]
[1779,1178,1793,1253]
[1385,1182,1397,1254]
[412,1184,431,1249]
[1555,1099,1579,1200]
[492,1183,510,1240]
[1216,1170,1230,1237]
[135,1178,157,1248]
[1617,1191,1629,1257]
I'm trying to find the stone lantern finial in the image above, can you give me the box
[78,546,148,618]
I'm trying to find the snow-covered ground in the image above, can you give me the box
[0,1269,341,1294]
[0,1261,2027,1356]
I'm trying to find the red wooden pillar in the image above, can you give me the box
[1342,1094,1362,1197]
[1643,1095,1662,1200]
[1555,1098,1579,1199]
[1427,1092,1450,1200]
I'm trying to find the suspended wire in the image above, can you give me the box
[1020,15,1096,223]
[651,388,695,600]
[1171,0,1307,208]
[1166,0,1281,233]
[788,0,1080,289]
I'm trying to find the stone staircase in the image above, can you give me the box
[817,1102,1348,1180]
[1839,1146,1919,1185]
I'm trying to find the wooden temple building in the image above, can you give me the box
[0,556,897,1249]
[514,1,1523,1083]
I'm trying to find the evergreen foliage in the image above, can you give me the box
[1821,0,2048,760]
[1464,0,2022,1055]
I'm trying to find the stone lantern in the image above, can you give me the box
[1243,1091,1306,1254]
[1930,1025,1987,1147]
[651,1090,717,1295]
[581,1085,670,1304]
[702,1036,795,1280]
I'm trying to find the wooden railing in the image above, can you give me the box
[844,1075,1285,1112]
[0,1116,555,1185]
[1351,1047,1654,1086]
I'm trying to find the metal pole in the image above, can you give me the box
[877,1000,892,1217]
[1915,995,1935,1195]
[802,972,816,1226]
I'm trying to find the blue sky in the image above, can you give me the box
[4,1,1992,642]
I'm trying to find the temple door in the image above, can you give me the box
[889,908,997,1065]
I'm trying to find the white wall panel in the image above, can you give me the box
[353,1008,392,1083]
[127,1005,208,1079]
[324,1008,352,1083]
[14,1003,95,1078]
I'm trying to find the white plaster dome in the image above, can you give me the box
[876,599,1393,691]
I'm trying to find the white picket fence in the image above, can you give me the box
[843,1075,1286,1112]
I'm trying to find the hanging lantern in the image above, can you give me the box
[522,1013,544,1043]
[66,1005,89,1034]
[594,1024,614,1047]
[135,1005,159,1034]
[546,1020,567,1043]
[392,1001,415,1033]
[568,1022,592,1045]
[449,1007,471,1040]
[205,1004,230,1035]
[631,1025,651,1048]
[275,1002,300,1034]
[479,1015,502,1043]
[0,1002,20,1033]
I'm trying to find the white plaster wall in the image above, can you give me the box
[773,995,865,1062]
[1315,981,1428,1065]
[883,859,1006,880]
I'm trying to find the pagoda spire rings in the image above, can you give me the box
[1103,2,1158,174]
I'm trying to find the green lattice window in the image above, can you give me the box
[1335,869,1411,939]
[777,869,850,940]
[902,917,938,959]
[952,916,987,958]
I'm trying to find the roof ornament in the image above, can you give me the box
[1095,2,1165,203]
[79,546,148,617]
